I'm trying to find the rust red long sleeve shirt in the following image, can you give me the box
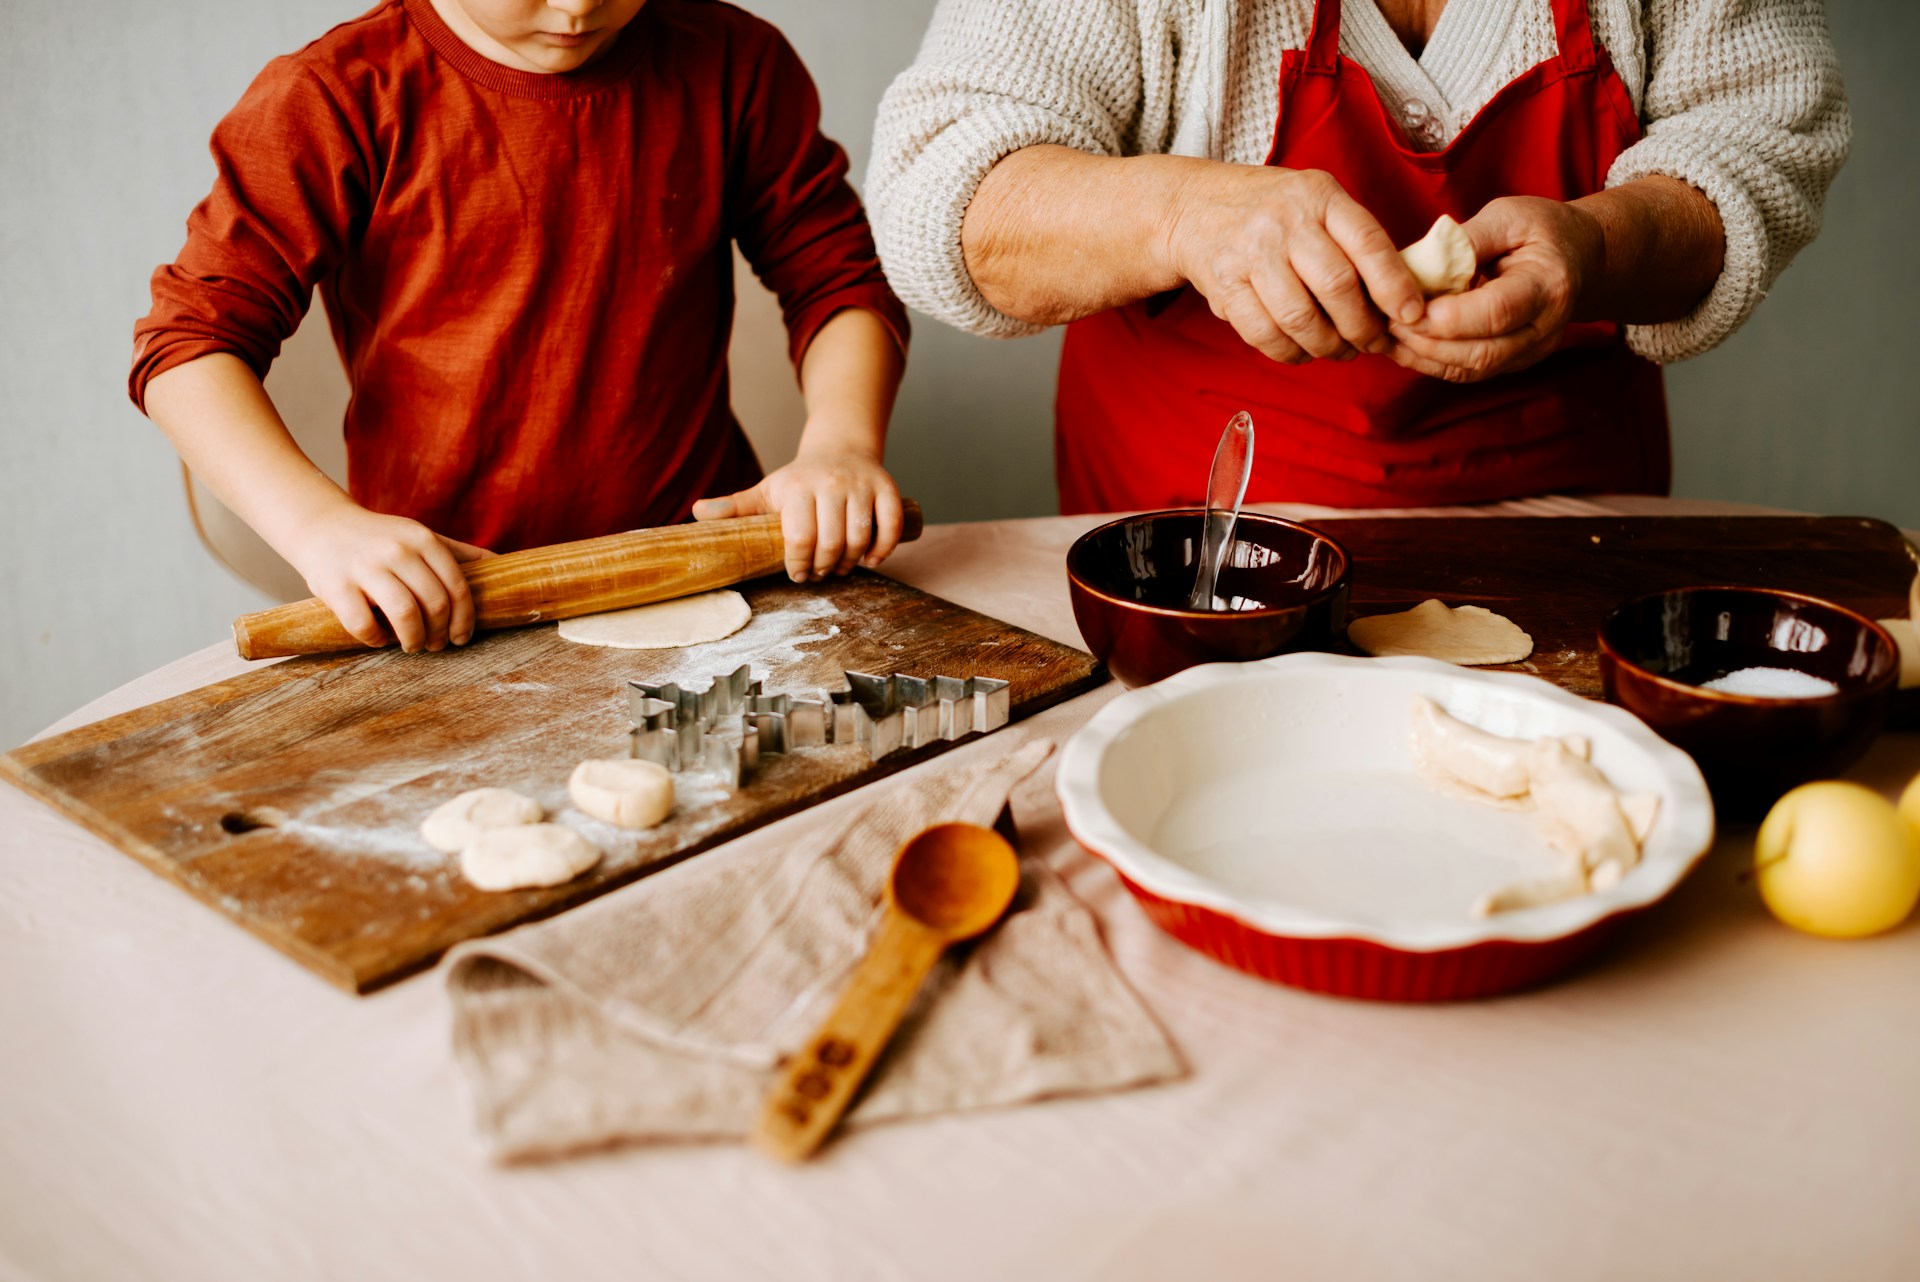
[132,0,909,552]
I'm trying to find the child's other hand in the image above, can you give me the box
[281,504,494,652]
[692,451,903,583]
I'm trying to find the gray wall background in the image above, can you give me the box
[1,0,1913,748]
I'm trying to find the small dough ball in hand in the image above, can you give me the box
[420,787,543,853]
[569,758,675,829]
[460,824,602,891]
[1400,214,1476,297]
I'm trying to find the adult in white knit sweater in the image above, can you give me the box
[868,0,1848,512]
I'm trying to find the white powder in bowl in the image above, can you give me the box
[1698,666,1841,698]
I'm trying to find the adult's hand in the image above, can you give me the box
[962,147,1426,358]
[1386,179,1724,383]
[1385,195,1604,383]
[1170,166,1429,363]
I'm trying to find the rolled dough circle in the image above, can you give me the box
[420,787,543,854]
[557,590,752,649]
[459,823,602,891]
[1350,598,1533,665]
[1400,214,1476,297]
[568,758,675,829]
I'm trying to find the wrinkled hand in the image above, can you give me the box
[692,448,904,582]
[1388,195,1605,383]
[1170,166,1429,363]
[281,503,493,652]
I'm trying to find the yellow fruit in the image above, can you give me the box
[1901,773,1920,838]
[1754,781,1920,938]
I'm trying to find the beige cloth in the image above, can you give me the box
[445,737,1184,1162]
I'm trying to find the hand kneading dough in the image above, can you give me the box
[568,758,674,829]
[1350,599,1532,665]
[558,590,751,649]
[420,787,543,853]
[460,824,602,891]
[1400,214,1476,297]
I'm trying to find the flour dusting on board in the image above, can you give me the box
[270,815,449,872]
[640,595,843,689]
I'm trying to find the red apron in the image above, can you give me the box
[1055,0,1670,513]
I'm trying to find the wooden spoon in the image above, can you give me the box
[751,821,1021,1162]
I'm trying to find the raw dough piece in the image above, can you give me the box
[1409,695,1533,801]
[1400,214,1476,297]
[568,758,675,829]
[1409,699,1661,917]
[1351,599,1533,665]
[1525,737,1649,883]
[420,787,543,854]
[557,589,752,650]
[459,824,602,891]
[1474,872,1588,918]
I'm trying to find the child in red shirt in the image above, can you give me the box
[132,0,910,653]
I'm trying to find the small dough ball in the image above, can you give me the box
[1400,214,1476,297]
[1350,599,1533,665]
[569,758,675,829]
[420,787,543,853]
[460,824,602,891]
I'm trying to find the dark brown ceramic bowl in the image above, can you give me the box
[1598,586,1899,817]
[1066,510,1351,688]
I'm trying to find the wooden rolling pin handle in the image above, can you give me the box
[232,499,924,660]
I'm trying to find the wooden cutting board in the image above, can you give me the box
[1317,515,1918,698]
[1,573,1104,993]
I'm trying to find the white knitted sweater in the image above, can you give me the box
[867,0,1849,362]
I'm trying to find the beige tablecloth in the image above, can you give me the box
[3,495,1917,1282]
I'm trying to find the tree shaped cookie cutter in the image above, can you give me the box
[626,666,1011,788]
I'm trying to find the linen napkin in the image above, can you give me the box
[445,736,1184,1162]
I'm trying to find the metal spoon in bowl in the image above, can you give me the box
[1190,411,1255,610]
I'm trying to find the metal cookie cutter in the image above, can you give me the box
[626,665,787,788]
[625,666,1011,789]
[831,672,1011,760]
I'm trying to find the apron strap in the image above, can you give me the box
[1551,0,1599,72]
[1304,0,1344,73]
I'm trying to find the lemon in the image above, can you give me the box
[1754,781,1920,938]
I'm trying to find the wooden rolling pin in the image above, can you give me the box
[231,500,923,660]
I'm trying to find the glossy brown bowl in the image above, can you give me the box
[1598,586,1899,817]
[1066,510,1351,688]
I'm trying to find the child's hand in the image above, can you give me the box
[281,504,494,652]
[692,450,904,583]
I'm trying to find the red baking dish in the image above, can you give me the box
[1055,653,1715,1001]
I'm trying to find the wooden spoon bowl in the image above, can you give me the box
[889,822,1022,938]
